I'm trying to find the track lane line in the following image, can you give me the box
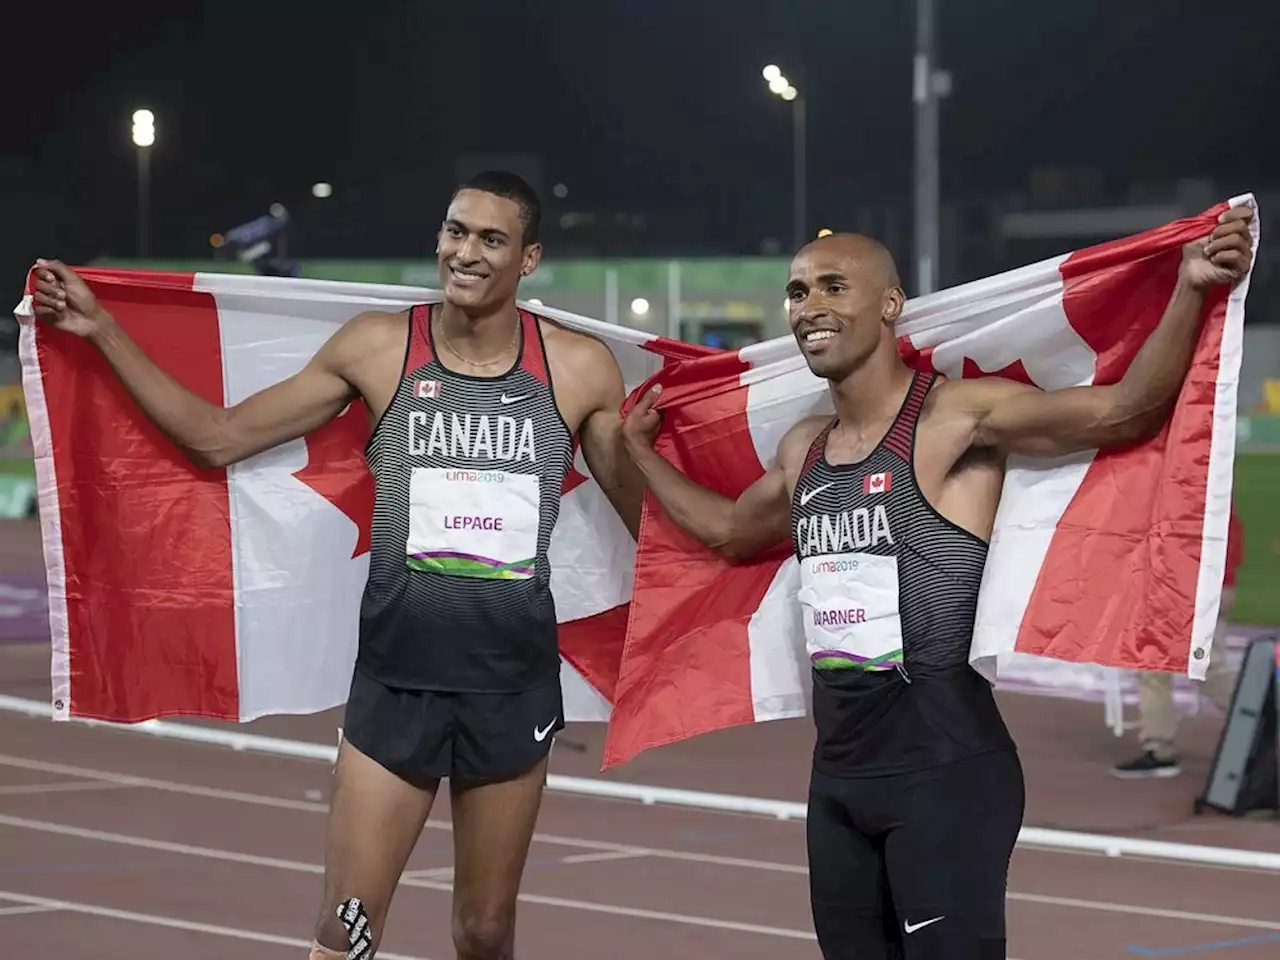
[4,812,1279,939]
[0,890,433,959]
[0,752,808,874]
[0,814,820,941]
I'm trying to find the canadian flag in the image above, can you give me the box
[863,472,892,495]
[16,270,708,725]
[15,196,1257,770]
[598,195,1255,766]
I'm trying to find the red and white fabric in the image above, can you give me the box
[15,196,1257,769]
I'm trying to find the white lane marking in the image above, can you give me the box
[3,810,1274,941]
[558,850,651,865]
[3,751,1276,890]
[1008,891,1280,931]
[0,904,62,917]
[0,780,137,796]
[0,753,808,874]
[0,814,818,941]
[2,695,1277,871]
[0,890,433,959]
[401,867,455,881]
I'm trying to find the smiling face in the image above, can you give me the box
[436,189,541,313]
[785,234,905,382]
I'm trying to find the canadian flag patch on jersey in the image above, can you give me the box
[414,380,442,399]
[863,471,892,495]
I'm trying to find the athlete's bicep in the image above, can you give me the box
[575,342,645,539]
[723,465,792,559]
[580,407,645,540]
[961,378,1134,458]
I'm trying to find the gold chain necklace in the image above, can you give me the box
[436,314,519,368]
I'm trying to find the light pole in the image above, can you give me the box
[763,65,806,250]
[131,109,155,258]
[913,0,950,294]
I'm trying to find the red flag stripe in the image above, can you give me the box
[1015,203,1233,671]
[603,350,793,767]
[557,603,631,702]
[29,269,240,721]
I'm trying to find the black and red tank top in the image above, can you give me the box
[357,303,573,693]
[790,369,1016,775]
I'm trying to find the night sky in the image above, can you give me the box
[3,0,1278,278]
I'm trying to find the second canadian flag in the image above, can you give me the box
[863,471,893,495]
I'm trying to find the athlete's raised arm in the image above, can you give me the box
[946,206,1254,459]
[31,259,385,469]
[570,338,647,540]
[621,385,808,561]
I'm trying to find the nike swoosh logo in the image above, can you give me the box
[533,719,558,742]
[799,483,833,506]
[500,394,528,404]
[904,916,944,934]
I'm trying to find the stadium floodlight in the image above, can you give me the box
[760,69,806,248]
[312,182,333,199]
[131,109,155,148]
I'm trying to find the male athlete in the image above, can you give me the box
[31,171,643,960]
[622,207,1254,959]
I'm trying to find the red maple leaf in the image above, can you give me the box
[961,356,1035,385]
[292,401,375,558]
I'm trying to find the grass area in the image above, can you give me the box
[1232,453,1280,626]
[0,458,34,478]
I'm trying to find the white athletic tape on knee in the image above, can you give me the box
[337,897,374,960]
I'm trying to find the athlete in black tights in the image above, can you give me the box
[621,216,1253,959]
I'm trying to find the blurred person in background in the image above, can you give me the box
[1112,502,1245,779]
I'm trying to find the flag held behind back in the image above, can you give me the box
[601,195,1256,767]
[13,198,1257,772]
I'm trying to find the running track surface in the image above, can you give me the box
[3,523,1280,958]
[2,642,1279,959]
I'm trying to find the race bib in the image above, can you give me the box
[797,552,903,670]
[406,468,540,580]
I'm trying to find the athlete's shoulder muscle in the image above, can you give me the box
[537,318,624,429]
[915,377,1018,464]
[537,316,643,535]
[321,309,411,411]
[776,415,832,480]
[322,310,409,377]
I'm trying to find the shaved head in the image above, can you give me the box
[785,232,907,381]
[797,233,902,290]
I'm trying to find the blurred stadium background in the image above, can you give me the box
[0,3,1277,955]
[5,182,1277,624]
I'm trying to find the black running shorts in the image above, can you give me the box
[807,749,1025,960]
[341,667,565,786]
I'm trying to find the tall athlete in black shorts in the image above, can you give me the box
[31,172,646,960]
[621,215,1253,958]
